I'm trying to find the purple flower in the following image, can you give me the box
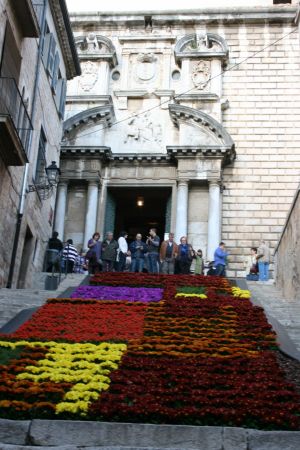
[70,286,163,303]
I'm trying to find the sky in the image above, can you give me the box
[66,0,271,12]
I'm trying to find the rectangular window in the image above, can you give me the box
[35,128,47,184]
[273,1,291,4]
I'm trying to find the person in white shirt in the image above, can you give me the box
[62,239,78,274]
[117,231,129,272]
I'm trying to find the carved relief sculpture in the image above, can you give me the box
[191,61,210,90]
[135,53,157,82]
[79,61,98,92]
[124,112,162,147]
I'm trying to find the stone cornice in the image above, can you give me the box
[66,95,112,104]
[167,146,236,167]
[60,146,112,160]
[174,93,219,102]
[111,153,173,164]
[70,7,296,27]
[49,0,81,79]
[118,36,176,43]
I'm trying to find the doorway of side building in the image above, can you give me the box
[17,226,34,288]
[106,186,172,244]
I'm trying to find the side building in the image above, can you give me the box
[0,0,80,288]
[58,1,300,277]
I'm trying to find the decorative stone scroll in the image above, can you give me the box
[191,61,210,90]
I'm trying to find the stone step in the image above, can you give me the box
[0,274,87,329]
[1,419,300,450]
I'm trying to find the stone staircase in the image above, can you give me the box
[0,273,87,329]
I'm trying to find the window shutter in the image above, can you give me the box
[58,79,67,119]
[51,52,60,92]
[46,33,56,78]
[42,32,50,67]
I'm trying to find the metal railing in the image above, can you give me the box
[0,77,32,156]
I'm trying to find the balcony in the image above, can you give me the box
[0,77,32,166]
[12,0,40,38]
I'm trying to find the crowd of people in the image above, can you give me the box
[46,230,270,281]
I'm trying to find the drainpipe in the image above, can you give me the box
[6,0,48,288]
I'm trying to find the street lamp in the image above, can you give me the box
[27,161,61,199]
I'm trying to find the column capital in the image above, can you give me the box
[177,178,189,186]
[208,178,221,187]
[87,180,100,187]
[57,181,69,187]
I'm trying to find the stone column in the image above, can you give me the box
[83,181,99,250]
[97,177,108,238]
[207,179,221,261]
[175,179,189,243]
[54,182,68,241]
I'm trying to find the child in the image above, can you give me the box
[194,249,204,275]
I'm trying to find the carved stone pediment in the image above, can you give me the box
[174,33,228,65]
[75,34,118,67]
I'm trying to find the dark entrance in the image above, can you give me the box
[109,187,172,244]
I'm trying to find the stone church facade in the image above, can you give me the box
[58,2,300,277]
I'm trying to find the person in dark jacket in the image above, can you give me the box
[176,236,193,274]
[129,233,148,273]
[101,231,119,272]
[46,231,63,272]
[146,228,160,274]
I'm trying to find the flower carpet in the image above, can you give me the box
[0,273,300,430]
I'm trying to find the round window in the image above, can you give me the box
[172,70,181,81]
[112,71,120,81]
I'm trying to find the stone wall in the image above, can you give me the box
[0,1,78,288]
[275,185,300,299]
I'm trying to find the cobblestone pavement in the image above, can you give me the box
[247,280,300,352]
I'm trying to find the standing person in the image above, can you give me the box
[257,240,270,282]
[87,232,102,274]
[214,242,229,277]
[176,236,193,274]
[46,231,63,272]
[194,249,205,275]
[146,228,160,274]
[117,231,129,272]
[160,232,178,275]
[129,233,148,273]
[101,231,119,272]
[62,239,78,274]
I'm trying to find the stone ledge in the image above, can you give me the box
[1,420,300,449]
